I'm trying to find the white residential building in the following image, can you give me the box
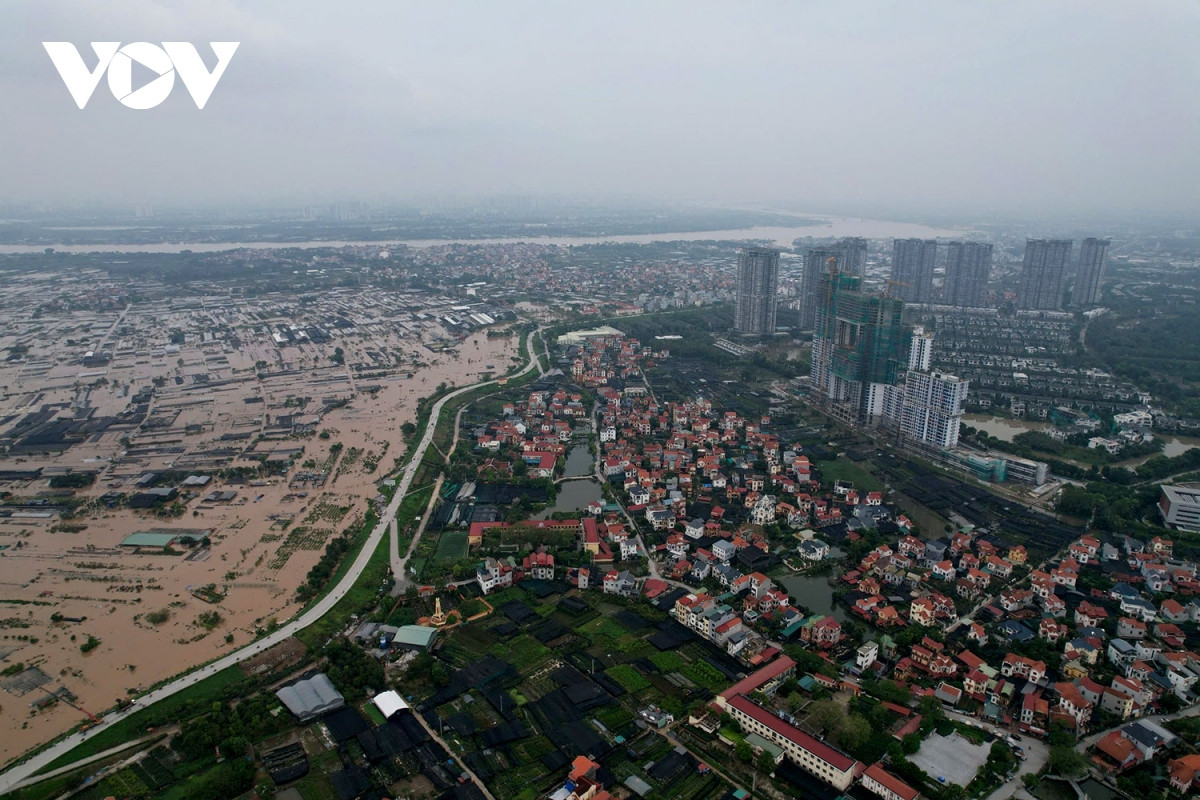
[897,370,968,450]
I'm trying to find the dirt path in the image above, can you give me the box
[415,713,497,800]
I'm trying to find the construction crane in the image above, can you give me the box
[884,279,910,299]
[37,686,100,723]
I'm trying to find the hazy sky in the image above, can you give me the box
[2,1,1198,218]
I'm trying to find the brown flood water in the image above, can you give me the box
[0,332,516,763]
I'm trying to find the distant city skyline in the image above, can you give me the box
[0,1,1197,218]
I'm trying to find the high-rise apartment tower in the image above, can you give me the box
[890,239,937,303]
[943,241,993,307]
[733,246,780,335]
[1017,239,1073,310]
[1073,237,1110,307]
[809,272,906,425]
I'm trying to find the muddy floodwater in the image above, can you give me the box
[962,414,1051,441]
[0,331,518,763]
[963,414,1200,463]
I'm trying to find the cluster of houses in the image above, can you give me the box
[1088,408,1158,455]
[569,335,903,537]
[691,526,1200,794]
[670,570,798,658]
[841,527,1024,628]
[840,526,1200,778]
[465,334,1200,792]
[472,387,590,478]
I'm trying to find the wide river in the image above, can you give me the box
[0,216,970,254]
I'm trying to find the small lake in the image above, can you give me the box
[779,573,848,623]
[963,415,1200,463]
[962,414,1050,441]
[1124,435,1200,463]
[563,444,594,478]
[533,478,602,519]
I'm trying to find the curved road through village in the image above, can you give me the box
[0,328,541,795]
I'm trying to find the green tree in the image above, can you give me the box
[864,678,912,706]
[1047,724,1076,748]
[735,741,753,762]
[837,714,872,753]
[941,785,967,800]
[988,740,1016,773]
[807,699,844,735]
[1048,746,1088,778]
[756,751,776,774]
[430,662,449,687]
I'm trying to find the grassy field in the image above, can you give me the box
[433,531,469,560]
[815,457,883,493]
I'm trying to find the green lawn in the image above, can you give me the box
[433,531,469,560]
[578,616,627,643]
[814,458,883,493]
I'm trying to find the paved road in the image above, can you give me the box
[0,328,540,794]
[975,702,1200,800]
[6,732,163,792]
[391,330,541,590]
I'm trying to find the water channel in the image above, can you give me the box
[531,444,602,519]
[562,444,595,477]
[779,573,849,623]
[532,478,603,519]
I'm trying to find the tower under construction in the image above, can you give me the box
[809,269,906,425]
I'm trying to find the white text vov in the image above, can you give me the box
[43,42,239,109]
